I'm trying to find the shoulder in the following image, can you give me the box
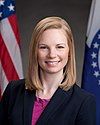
[1,79,25,101]
[69,84,96,112]
[7,79,25,88]
[72,84,96,124]
[63,84,96,105]
[58,84,96,125]
[5,79,25,93]
[0,79,25,123]
[73,84,95,100]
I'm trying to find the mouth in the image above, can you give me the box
[45,61,60,66]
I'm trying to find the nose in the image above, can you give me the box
[47,48,57,58]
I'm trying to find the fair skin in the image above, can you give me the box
[37,29,69,99]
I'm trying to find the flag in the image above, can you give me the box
[0,0,23,97]
[82,0,100,125]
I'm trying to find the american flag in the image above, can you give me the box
[0,0,23,97]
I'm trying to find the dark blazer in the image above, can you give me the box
[0,79,96,125]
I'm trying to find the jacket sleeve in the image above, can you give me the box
[0,83,12,125]
[76,94,96,125]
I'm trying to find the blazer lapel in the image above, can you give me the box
[23,89,36,125]
[36,87,73,125]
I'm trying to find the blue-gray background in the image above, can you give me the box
[16,0,91,86]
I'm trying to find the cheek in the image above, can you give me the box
[37,51,46,61]
[62,50,69,58]
[62,51,69,64]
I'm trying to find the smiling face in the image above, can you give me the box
[26,17,76,90]
[37,29,69,75]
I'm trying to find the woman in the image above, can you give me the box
[0,16,96,125]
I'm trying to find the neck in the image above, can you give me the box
[40,69,63,89]
[36,70,63,99]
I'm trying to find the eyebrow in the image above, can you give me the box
[57,43,66,45]
[38,44,47,46]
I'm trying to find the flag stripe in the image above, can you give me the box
[87,0,100,47]
[0,34,19,81]
[86,0,96,38]
[8,14,20,45]
[0,61,8,95]
[1,18,23,79]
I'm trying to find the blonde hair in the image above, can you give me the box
[25,16,76,91]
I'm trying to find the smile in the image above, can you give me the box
[45,61,60,65]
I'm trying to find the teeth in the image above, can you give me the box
[46,61,59,65]
[49,62,56,64]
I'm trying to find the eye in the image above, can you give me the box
[57,46,65,49]
[38,45,48,49]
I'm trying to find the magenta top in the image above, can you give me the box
[32,97,50,125]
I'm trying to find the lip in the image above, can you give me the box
[45,61,60,66]
[45,61,60,63]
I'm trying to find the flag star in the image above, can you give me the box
[93,42,99,49]
[0,12,2,17]
[98,80,100,85]
[8,4,15,11]
[93,71,100,77]
[98,34,100,39]
[91,52,97,59]
[91,62,97,68]
[0,0,4,6]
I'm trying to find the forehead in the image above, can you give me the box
[38,29,67,44]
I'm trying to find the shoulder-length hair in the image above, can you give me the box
[25,16,76,91]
